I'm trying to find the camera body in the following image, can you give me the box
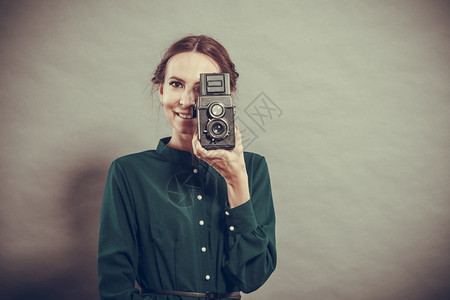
[196,73,235,150]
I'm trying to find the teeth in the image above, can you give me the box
[178,113,193,119]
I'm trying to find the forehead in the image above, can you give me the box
[165,52,220,82]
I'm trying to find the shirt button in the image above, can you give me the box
[229,226,235,231]
[225,211,230,216]
[199,220,205,226]
[205,275,211,281]
[197,195,203,200]
[201,247,207,253]
[193,168,198,174]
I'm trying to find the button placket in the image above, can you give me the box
[194,183,213,289]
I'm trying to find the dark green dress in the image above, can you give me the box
[98,137,276,299]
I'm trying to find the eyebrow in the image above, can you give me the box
[167,76,185,83]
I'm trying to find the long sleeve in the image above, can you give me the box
[98,161,144,300]
[222,155,277,293]
[98,141,276,299]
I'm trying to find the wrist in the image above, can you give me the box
[225,171,247,186]
[226,172,250,208]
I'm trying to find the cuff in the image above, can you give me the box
[224,200,258,234]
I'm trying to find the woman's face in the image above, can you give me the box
[159,52,220,137]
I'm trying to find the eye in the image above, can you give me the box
[194,83,200,96]
[169,81,183,88]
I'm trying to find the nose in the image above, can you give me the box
[180,88,196,107]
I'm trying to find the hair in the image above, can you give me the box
[151,35,239,92]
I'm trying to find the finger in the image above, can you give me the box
[193,133,209,159]
[236,132,242,150]
[192,133,199,156]
[234,124,244,152]
[234,124,241,140]
[194,137,209,159]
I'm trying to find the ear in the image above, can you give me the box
[158,84,164,104]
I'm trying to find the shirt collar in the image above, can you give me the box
[156,137,200,166]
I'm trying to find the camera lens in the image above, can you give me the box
[206,119,229,140]
[208,102,225,118]
[212,122,225,135]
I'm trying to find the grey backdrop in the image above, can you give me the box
[1,1,449,299]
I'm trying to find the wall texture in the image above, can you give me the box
[1,1,449,299]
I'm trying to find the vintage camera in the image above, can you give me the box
[196,73,235,150]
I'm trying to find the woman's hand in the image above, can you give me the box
[192,124,250,208]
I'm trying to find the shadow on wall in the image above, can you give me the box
[1,157,450,300]
[1,159,108,300]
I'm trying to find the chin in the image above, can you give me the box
[173,120,196,135]
[175,125,196,135]
[180,129,196,135]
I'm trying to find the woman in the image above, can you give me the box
[98,35,276,300]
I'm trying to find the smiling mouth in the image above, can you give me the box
[176,112,194,119]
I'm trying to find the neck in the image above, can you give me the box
[167,132,194,153]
